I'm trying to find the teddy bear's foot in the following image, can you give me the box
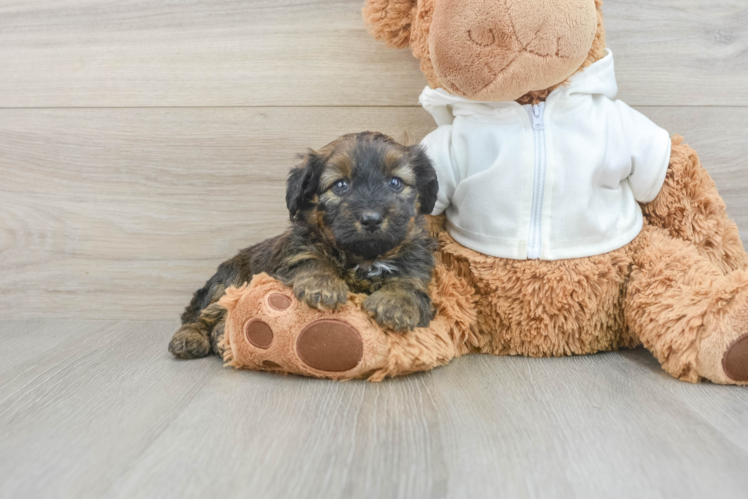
[626,227,748,385]
[218,275,391,380]
[693,286,748,385]
[696,328,748,386]
[723,334,748,382]
[217,272,469,381]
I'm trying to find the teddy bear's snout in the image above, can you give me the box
[429,0,520,97]
[429,0,598,101]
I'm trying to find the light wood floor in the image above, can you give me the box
[2,0,748,497]
[1,320,747,498]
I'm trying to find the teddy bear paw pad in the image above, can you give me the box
[296,319,364,372]
[244,319,274,349]
[723,333,748,382]
[267,293,292,311]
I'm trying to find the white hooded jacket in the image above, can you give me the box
[420,50,672,261]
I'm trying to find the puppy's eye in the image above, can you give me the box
[332,180,350,195]
[387,177,404,192]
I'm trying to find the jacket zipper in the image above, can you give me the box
[525,102,546,259]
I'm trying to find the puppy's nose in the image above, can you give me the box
[360,212,383,232]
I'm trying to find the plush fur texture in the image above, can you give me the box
[217,0,748,385]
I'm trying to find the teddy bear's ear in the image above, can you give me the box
[362,0,418,49]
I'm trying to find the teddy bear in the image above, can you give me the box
[218,0,748,385]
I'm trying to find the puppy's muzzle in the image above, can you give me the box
[360,211,383,232]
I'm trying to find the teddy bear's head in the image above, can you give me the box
[364,0,607,104]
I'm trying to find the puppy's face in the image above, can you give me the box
[286,132,438,260]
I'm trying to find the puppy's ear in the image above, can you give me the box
[363,0,417,49]
[409,145,438,215]
[286,150,325,220]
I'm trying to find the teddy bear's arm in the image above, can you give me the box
[615,101,672,203]
[641,137,748,275]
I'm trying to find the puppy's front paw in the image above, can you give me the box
[169,325,211,359]
[364,290,421,332]
[293,273,349,311]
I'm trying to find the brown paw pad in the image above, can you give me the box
[244,319,274,349]
[267,293,292,311]
[723,333,748,382]
[296,319,363,372]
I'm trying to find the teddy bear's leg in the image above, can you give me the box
[626,225,748,384]
[218,270,475,381]
[641,137,748,274]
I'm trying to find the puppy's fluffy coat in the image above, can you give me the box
[169,132,439,359]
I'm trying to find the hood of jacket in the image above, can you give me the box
[419,49,618,126]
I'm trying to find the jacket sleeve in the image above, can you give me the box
[616,101,672,203]
[420,124,460,216]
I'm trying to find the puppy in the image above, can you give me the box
[169,132,439,359]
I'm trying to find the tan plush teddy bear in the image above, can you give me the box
[219,0,748,385]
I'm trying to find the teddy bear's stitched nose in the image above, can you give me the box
[468,27,496,47]
[429,0,522,97]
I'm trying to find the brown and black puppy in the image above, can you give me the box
[169,132,439,359]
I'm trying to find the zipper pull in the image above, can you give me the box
[531,103,545,130]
